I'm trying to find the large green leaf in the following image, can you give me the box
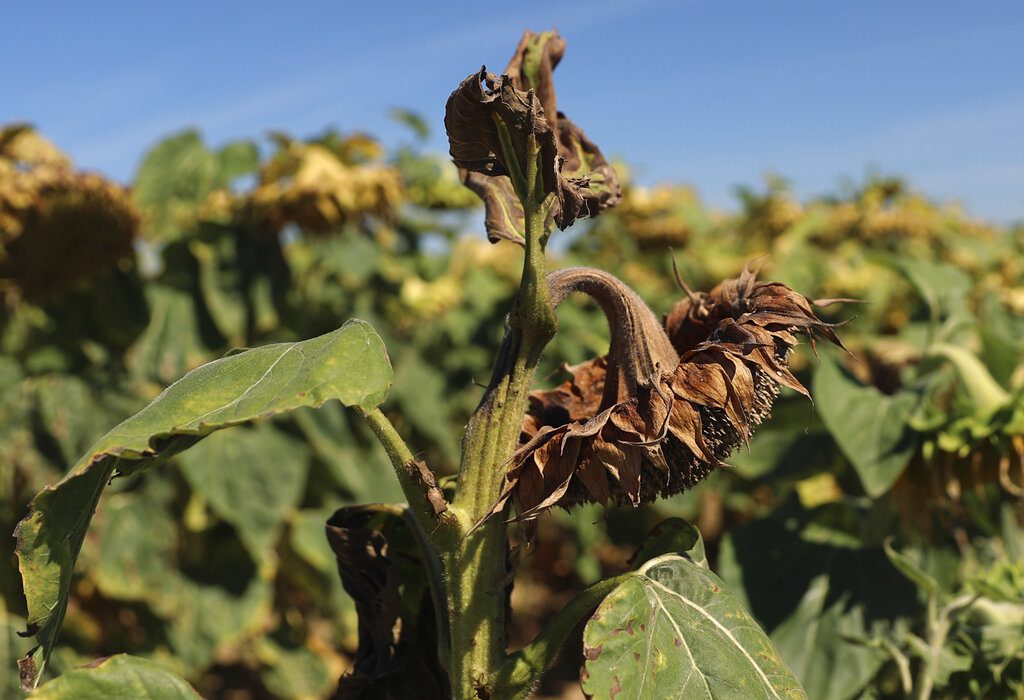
[259,639,335,700]
[165,578,272,672]
[30,655,201,699]
[893,257,971,322]
[767,576,888,700]
[582,554,806,699]
[126,283,217,385]
[717,505,921,700]
[179,424,310,560]
[14,319,392,689]
[82,492,178,604]
[292,401,403,504]
[813,353,919,497]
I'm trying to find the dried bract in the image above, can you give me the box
[444,31,620,238]
[495,264,845,520]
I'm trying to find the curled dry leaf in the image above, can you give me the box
[459,171,527,246]
[493,264,846,521]
[325,506,448,699]
[444,30,620,240]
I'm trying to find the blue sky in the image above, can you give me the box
[7,0,1024,222]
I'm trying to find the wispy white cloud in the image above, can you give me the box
[68,0,675,175]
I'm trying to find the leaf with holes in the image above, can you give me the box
[14,318,392,690]
[582,554,806,700]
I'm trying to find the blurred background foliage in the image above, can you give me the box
[1,117,1021,699]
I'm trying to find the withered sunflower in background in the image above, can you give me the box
[0,125,139,303]
[492,263,847,521]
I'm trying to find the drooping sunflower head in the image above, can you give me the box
[494,264,846,522]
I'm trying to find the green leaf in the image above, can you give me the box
[216,141,261,181]
[813,353,918,497]
[929,343,1011,414]
[717,506,921,700]
[729,395,837,481]
[126,283,216,385]
[133,131,259,241]
[14,319,392,690]
[582,554,806,699]
[33,375,126,469]
[179,424,310,560]
[259,640,335,700]
[133,131,218,241]
[893,258,971,321]
[391,350,460,462]
[883,539,940,596]
[165,578,272,672]
[767,576,888,700]
[628,517,703,570]
[292,402,403,503]
[30,655,201,699]
[82,493,178,603]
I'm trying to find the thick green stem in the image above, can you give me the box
[446,123,557,699]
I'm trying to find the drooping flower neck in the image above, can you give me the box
[547,267,679,408]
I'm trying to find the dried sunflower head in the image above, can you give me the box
[0,125,138,302]
[241,137,403,235]
[494,264,846,521]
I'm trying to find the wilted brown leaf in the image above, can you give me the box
[325,505,447,699]
[445,31,620,237]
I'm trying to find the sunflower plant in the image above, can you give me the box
[13,31,854,699]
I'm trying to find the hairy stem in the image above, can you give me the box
[446,122,558,699]
[356,406,454,540]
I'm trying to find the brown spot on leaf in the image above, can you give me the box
[83,655,112,669]
[583,643,603,660]
[17,654,37,693]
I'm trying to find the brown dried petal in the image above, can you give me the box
[552,116,621,229]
